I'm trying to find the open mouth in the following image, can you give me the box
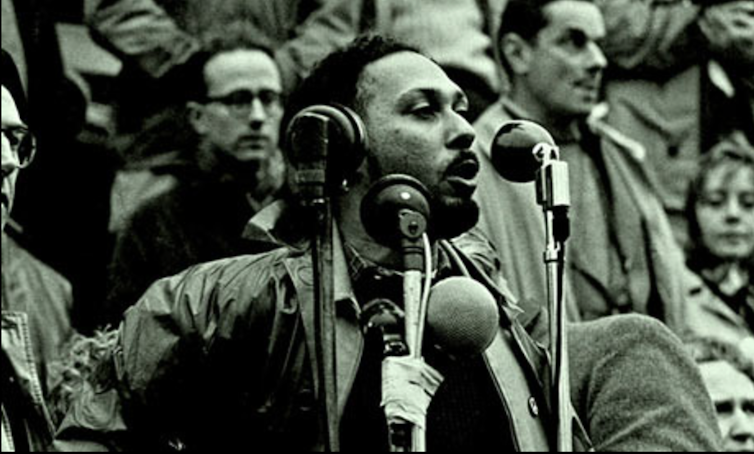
[445,155,480,197]
[447,156,480,181]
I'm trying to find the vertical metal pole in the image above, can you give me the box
[537,148,572,452]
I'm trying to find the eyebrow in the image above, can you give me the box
[397,87,469,107]
[1,124,28,136]
[559,26,605,41]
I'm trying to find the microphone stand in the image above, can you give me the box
[399,210,429,452]
[291,113,339,451]
[360,175,433,452]
[534,144,572,452]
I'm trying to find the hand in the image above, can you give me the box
[381,356,444,428]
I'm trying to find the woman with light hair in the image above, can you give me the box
[685,133,754,358]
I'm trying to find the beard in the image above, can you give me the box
[428,192,480,240]
[364,150,480,240]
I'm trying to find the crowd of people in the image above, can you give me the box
[2,0,753,451]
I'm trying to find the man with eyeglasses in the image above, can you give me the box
[2,63,35,232]
[2,48,61,452]
[104,24,286,325]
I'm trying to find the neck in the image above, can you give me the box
[197,142,285,195]
[336,186,438,271]
[704,261,750,298]
[508,87,578,141]
[337,186,402,269]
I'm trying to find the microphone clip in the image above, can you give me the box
[362,298,408,357]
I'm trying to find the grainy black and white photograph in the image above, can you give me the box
[2,0,753,451]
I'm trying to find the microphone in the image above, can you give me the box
[490,119,558,183]
[285,104,366,199]
[360,174,431,250]
[427,277,500,358]
[361,175,434,451]
[490,120,574,450]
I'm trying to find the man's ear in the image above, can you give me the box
[187,101,208,135]
[501,33,533,76]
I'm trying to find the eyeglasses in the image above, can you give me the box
[205,89,282,119]
[1,126,36,169]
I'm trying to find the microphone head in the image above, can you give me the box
[285,104,367,189]
[427,276,500,358]
[361,174,431,247]
[490,119,557,183]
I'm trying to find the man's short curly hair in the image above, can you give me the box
[280,34,420,139]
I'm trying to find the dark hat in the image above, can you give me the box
[2,48,28,122]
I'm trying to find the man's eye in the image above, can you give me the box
[227,92,253,106]
[2,129,21,147]
[411,105,436,118]
[571,33,587,49]
[741,194,754,209]
[455,104,470,118]
[259,90,281,106]
[715,401,733,415]
[559,30,589,50]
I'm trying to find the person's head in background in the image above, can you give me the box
[686,133,754,295]
[699,0,754,74]
[2,49,35,233]
[686,337,754,452]
[496,0,606,134]
[186,22,284,185]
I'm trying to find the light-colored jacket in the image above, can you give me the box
[472,98,696,333]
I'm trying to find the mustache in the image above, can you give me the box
[445,149,480,178]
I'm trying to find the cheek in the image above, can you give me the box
[529,61,577,103]
[696,206,722,234]
[743,209,754,230]
[207,118,241,144]
[388,128,445,176]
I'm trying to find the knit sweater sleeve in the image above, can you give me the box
[568,314,722,451]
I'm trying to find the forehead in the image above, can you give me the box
[540,0,605,40]
[203,49,281,95]
[1,86,22,126]
[700,361,754,402]
[703,163,754,191]
[358,52,464,107]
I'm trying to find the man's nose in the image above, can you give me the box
[248,98,267,125]
[586,42,607,72]
[728,407,754,448]
[447,111,476,150]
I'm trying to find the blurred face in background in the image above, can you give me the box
[695,163,754,263]
[699,1,754,71]
[190,49,283,165]
[503,0,607,125]
[699,360,754,452]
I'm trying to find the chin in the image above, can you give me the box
[234,148,271,162]
[430,197,480,240]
